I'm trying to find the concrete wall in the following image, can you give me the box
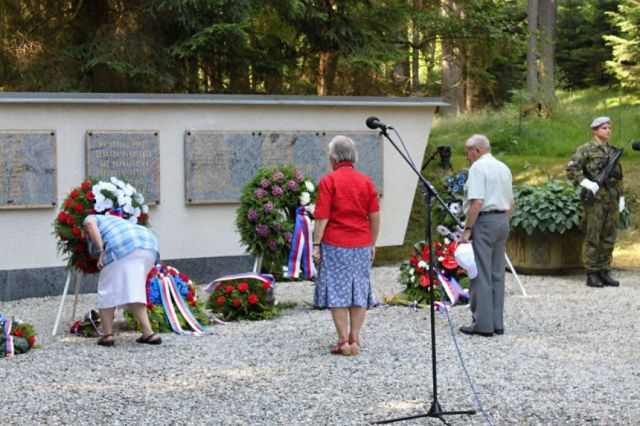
[0,93,444,300]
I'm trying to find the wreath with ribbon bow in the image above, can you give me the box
[53,177,150,274]
[1,313,36,358]
[235,165,317,277]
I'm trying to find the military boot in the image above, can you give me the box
[586,273,603,287]
[599,270,620,287]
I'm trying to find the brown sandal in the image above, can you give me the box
[97,334,114,347]
[330,340,351,356]
[136,333,162,345]
[349,339,360,355]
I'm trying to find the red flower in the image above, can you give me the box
[75,260,85,269]
[409,256,418,265]
[81,181,92,190]
[70,188,80,198]
[261,281,271,290]
[216,296,225,305]
[238,282,249,293]
[248,294,258,305]
[436,249,444,256]
[418,274,431,288]
[71,226,81,237]
[139,213,148,222]
[74,244,85,253]
[64,199,72,208]
[88,208,96,214]
[28,335,36,347]
[57,211,67,222]
[14,329,25,337]
[87,191,95,201]
[232,298,241,308]
[146,302,154,310]
[225,285,234,294]
[65,215,75,225]
[74,202,84,213]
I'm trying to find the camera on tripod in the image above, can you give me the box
[422,145,453,172]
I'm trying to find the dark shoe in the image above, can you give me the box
[599,270,620,287]
[494,329,504,335]
[459,325,493,337]
[586,273,603,287]
[136,333,162,345]
[97,334,114,347]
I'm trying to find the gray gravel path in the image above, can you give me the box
[1,266,639,425]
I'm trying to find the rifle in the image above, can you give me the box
[585,139,631,204]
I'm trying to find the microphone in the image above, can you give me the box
[632,141,640,151]
[366,116,390,131]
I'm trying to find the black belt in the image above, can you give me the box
[479,210,506,216]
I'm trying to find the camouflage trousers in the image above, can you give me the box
[582,188,619,273]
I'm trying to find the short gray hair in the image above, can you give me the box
[465,134,491,150]
[329,135,358,163]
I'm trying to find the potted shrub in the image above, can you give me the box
[507,179,584,274]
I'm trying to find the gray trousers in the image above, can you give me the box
[469,213,510,333]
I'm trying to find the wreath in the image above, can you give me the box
[53,177,150,274]
[124,265,209,333]
[235,165,317,276]
[0,314,37,357]
[206,276,277,321]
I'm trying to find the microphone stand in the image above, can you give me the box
[374,125,476,424]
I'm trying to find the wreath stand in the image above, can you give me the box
[52,269,83,336]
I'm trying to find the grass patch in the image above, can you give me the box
[376,87,640,270]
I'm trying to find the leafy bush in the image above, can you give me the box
[510,180,582,235]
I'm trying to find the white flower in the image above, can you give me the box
[300,191,311,205]
[437,256,444,262]
[94,198,113,212]
[134,192,145,204]
[123,183,134,196]
[304,181,315,192]
[418,260,428,269]
[122,204,134,214]
[142,204,149,214]
[449,202,461,215]
[128,215,138,224]
[409,269,415,276]
[133,207,141,217]
[111,176,126,189]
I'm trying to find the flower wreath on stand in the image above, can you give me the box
[390,169,471,311]
[235,165,317,278]
[53,176,150,274]
[123,265,210,334]
[205,273,277,321]
[1,313,37,358]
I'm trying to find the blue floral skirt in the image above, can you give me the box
[313,243,373,309]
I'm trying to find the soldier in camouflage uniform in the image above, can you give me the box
[566,116,624,288]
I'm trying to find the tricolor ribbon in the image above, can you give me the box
[285,206,316,279]
[205,272,275,293]
[158,275,209,336]
[3,318,14,358]
[436,270,469,306]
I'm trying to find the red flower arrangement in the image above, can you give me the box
[206,276,277,321]
[53,177,150,274]
[0,316,37,357]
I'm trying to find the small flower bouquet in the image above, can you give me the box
[206,276,278,321]
[235,165,316,277]
[433,169,468,228]
[124,265,209,334]
[0,314,37,357]
[53,177,150,274]
[397,238,469,306]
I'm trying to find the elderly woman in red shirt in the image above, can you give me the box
[312,135,381,356]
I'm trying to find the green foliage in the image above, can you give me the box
[604,0,640,90]
[124,302,210,334]
[510,180,582,235]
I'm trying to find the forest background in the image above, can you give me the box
[1,0,639,266]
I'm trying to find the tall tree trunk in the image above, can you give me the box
[538,0,557,115]
[440,0,464,116]
[316,51,339,95]
[411,0,424,94]
[527,0,539,103]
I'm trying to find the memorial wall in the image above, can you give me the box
[0,93,444,300]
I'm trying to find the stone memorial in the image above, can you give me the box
[0,130,57,209]
[185,131,382,203]
[86,131,160,204]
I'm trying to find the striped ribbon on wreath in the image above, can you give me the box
[157,274,209,336]
[2,318,14,358]
[285,206,315,279]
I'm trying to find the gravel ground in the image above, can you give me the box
[1,266,639,425]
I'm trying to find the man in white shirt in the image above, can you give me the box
[460,134,514,337]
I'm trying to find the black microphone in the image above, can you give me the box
[366,116,390,131]
[632,141,640,151]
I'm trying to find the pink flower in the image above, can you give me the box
[267,239,278,251]
[255,224,269,238]
[271,185,283,197]
[260,178,271,188]
[254,188,267,199]
[263,202,274,214]
[247,209,259,222]
[287,180,298,191]
[294,171,304,182]
[272,171,284,181]
[284,231,293,243]
[272,223,282,232]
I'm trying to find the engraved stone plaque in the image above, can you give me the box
[185,131,382,203]
[86,131,160,204]
[0,130,57,209]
